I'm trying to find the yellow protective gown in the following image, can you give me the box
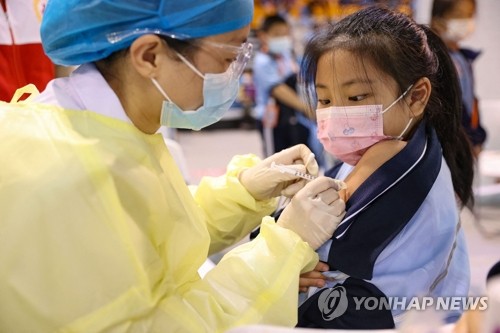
[0,97,318,332]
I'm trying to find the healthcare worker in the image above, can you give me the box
[0,1,346,332]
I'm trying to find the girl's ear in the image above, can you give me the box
[406,77,431,117]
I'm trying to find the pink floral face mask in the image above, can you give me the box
[317,85,413,165]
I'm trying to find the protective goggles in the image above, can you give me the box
[200,40,253,79]
[107,28,253,79]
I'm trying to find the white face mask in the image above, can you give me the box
[444,18,475,42]
[268,36,293,55]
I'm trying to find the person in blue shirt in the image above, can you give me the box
[252,14,324,167]
[431,0,486,158]
[296,6,474,329]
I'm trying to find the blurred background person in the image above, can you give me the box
[253,14,325,167]
[431,0,487,158]
[0,0,53,101]
[0,0,73,101]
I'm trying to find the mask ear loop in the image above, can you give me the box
[151,78,173,102]
[151,78,177,126]
[152,51,205,103]
[175,52,205,79]
[381,84,414,114]
[392,84,415,140]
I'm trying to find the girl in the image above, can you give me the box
[297,6,474,329]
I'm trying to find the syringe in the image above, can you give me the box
[271,162,317,181]
[270,162,347,190]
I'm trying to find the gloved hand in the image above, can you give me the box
[239,144,319,201]
[277,177,346,250]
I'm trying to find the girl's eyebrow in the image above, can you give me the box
[315,79,373,90]
[341,79,374,87]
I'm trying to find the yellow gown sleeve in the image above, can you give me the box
[192,154,279,254]
[161,218,319,331]
[0,101,319,333]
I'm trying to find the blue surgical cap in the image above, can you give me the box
[41,0,253,66]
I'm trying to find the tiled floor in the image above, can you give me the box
[176,127,500,294]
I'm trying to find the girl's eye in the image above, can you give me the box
[348,94,368,102]
[318,99,331,105]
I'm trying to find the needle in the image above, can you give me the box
[270,162,347,190]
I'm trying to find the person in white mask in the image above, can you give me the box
[0,1,346,332]
[252,14,324,168]
[431,0,487,158]
[295,6,474,329]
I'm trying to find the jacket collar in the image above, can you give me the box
[36,63,132,124]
